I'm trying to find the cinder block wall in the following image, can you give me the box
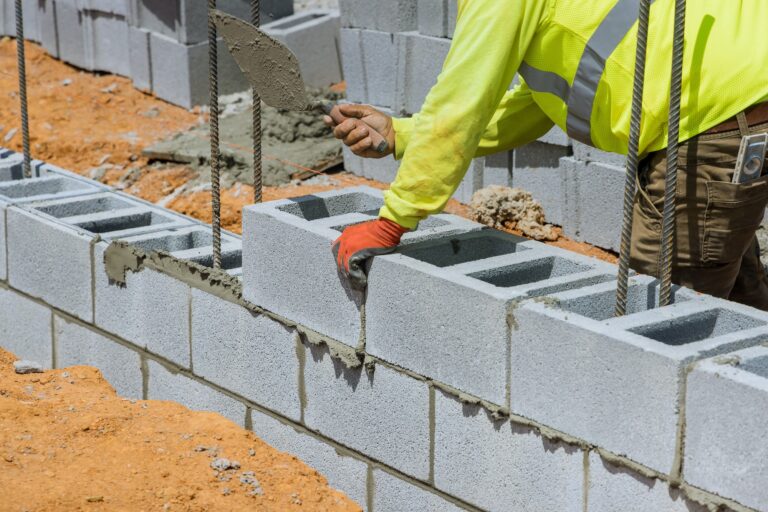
[338,0,636,252]
[1,146,766,511]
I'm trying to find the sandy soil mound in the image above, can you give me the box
[0,349,361,511]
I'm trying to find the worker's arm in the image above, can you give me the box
[380,0,550,229]
[391,82,554,159]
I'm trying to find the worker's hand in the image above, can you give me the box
[332,218,408,290]
[323,104,395,159]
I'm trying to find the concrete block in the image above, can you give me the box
[511,277,768,473]
[56,0,92,70]
[538,125,571,147]
[54,315,143,399]
[242,186,476,348]
[372,469,464,512]
[264,10,341,88]
[0,152,24,180]
[394,31,451,115]
[77,0,130,16]
[129,26,152,90]
[587,452,706,512]
[483,151,513,188]
[684,345,768,510]
[20,0,40,42]
[191,288,301,420]
[512,142,570,226]
[417,0,457,39]
[38,0,58,58]
[249,408,368,508]
[340,28,397,108]
[303,342,431,479]
[0,287,52,367]
[367,231,616,405]
[452,158,485,204]
[434,389,584,511]
[147,359,247,427]
[88,10,131,76]
[339,0,417,32]
[572,141,626,167]
[561,156,625,251]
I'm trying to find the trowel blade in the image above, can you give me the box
[213,10,309,111]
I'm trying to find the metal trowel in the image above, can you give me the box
[213,10,390,154]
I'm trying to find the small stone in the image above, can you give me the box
[61,372,70,378]
[86,496,104,503]
[14,361,44,375]
[4,127,18,142]
[221,488,231,496]
[61,78,72,86]
[210,458,240,472]
[101,83,118,94]
[290,492,302,505]
[248,448,256,457]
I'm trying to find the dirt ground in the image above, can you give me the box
[0,348,362,511]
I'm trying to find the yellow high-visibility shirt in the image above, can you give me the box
[381,0,768,229]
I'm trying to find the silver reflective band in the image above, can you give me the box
[518,62,570,103]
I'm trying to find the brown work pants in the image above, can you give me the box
[630,126,768,311]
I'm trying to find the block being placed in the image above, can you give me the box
[372,469,464,512]
[249,408,369,508]
[417,0,457,39]
[367,230,616,405]
[242,186,478,348]
[0,288,52,367]
[339,0,417,33]
[394,31,451,115]
[340,28,397,108]
[684,345,768,511]
[512,142,570,226]
[263,10,341,88]
[147,359,247,427]
[434,389,585,511]
[511,277,768,474]
[54,315,143,399]
[302,342,431,479]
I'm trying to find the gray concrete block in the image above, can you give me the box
[561,157,625,251]
[434,389,584,511]
[572,141,626,167]
[512,143,570,226]
[340,28,397,108]
[129,26,152,91]
[339,0,417,32]
[303,342,431,479]
[191,288,301,421]
[77,0,130,16]
[511,277,768,474]
[38,0,58,58]
[54,315,143,399]
[684,345,768,511]
[20,0,40,42]
[56,0,92,70]
[264,10,342,88]
[483,151,513,188]
[394,31,451,115]
[451,158,485,204]
[88,10,131,76]
[147,359,247,427]
[0,152,24,181]
[0,287,52,367]
[372,469,464,512]
[249,408,368,508]
[587,452,706,512]
[367,231,615,405]
[417,0,457,39]
[538,125,571,147]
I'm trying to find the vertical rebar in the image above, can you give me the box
[251,0,262,203]
[658,0,686,307]
[208,0,221,269]
[14,0,31,178]
[615,0,652,317]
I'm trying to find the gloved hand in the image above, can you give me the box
[332,218,408,290]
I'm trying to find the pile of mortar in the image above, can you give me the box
[143,88,343,189]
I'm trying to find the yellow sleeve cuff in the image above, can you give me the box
[379,196,421,231]
[391,117,414,161]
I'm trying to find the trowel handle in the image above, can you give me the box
[316,101,390,155]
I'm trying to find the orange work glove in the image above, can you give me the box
[332,218,409,290]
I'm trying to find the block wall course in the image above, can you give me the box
[339,0,417,33]
[394,31,451,115]
[54,315,143,399]
[417,0,457,39]
[340,28,398,108]
[512,142,570,226]
[372,469,466,512]
[0,287,53,367]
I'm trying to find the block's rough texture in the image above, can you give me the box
[561,157,624,251]
[303,342,431,479]
[340,28,398,108]
[339,0,417,32]
[684,346,768,511]
[249,408,368,508]
[54,316,143,399]
[417,0,457,39]
[264,10,342,88]
[513,142,570,226]
[372,469,465,512]
[434,390,584,511]
[191,289,301,421]
[147,359,247,427]
[587,452,705,512]
[512,278,768,474]
[394,31,451,115]
[0,288,52,367]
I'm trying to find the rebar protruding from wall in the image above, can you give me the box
[251,0,263,204]
[658,0,686,307]
[14,0,31,178]
[615,0,652,317]
[208,0,222,269]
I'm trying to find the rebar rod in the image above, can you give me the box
[658,0,686,307]
[251,0,262,203]
[615,0,652,317]
[208,0,221,269]
[14,0,31,178]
